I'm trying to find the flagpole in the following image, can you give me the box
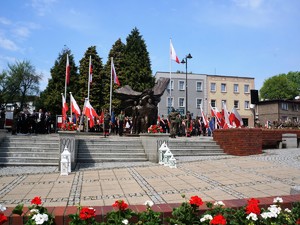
[109,57,113,115]
[87,55,91,100]
[64,54,68,108]
[169,39,172,113]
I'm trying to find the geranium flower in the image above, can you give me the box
[144,200,154,207]
[296,218,300,224]
[246,212,258,221]
[189,195,203,207]
[210,214,226,225]
[214,201,225,207]
[31,196,42,205]
[0,212,8,225]
[273,197,283,203]
[32,213,48,224]
[112,200,128,211]
[245,198,261,215]
[200,214,213,222]
[0,205,6,212]
[122,219,129,224]
[79,207,96,220]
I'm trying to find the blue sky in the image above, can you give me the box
[0,0,299,91]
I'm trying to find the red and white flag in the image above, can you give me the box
[70,93,81,117]
[229,107,244,128]
[62,94,68,123]
[89,55,93,83]
[111,59,120,86]
[210,104,223,128]
[201,108,209,128]
[66,54,70,85]
[170,40,180,64]
[83,99,98,128]
[221,101,231,129]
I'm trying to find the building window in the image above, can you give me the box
[244,101,250,109]
[168,80,174,90]
[211,99,216,108]
[179,97,185,107]
[244,84,250,93]
[210,83,216,92]
[178,80,185,91]
[196,98,202,109]
[234,100,239,109]
[281,102,288,110]
[221,83,227,92]
[234,84,239,93]
[292,104,299,111]
[167,97,174,107]
[196,82,202,92]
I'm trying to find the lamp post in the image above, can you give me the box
[181,53,192,114]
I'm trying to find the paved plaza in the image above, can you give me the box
[0,147,299,208]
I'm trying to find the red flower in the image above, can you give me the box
[296,218,300,224]
[245,198,261,215]
[0,213,7,225]
[210,214,226,225]
[189,195,203,207]
[112,200,128,211]
[79,207,96,220]
[31,196,42,205]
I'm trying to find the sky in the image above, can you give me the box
[0,0,299,92]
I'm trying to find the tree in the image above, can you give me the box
[0,71,8,106]
[39,47,79,116]
[5,60,41,109]
[103,38,126,112]
[77,46,104,112]
[260,73,298,100]
[124,27,155,92]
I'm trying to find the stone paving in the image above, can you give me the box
[0,148,299,207]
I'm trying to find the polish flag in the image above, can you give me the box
[210,104,223,128]
[99,110,104,124]
[62,94,68,123]
[111,59,120,86]
[83,99,98,128]
[66,54,70,85]
[229,107,244,128]
[201,108,209,128]
[70,93,81,117]
[89,55,93,83]
[222,101,231,129]
[170,40,180,64]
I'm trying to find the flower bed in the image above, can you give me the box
[1,195,300,224]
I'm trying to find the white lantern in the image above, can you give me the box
[158,142,169,165]
[169,154,177,168]
[60,146,71,175]
[163,149,173,166]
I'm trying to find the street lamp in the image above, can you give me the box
[181,53,192,114]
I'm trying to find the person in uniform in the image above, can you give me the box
[168,107,179,138]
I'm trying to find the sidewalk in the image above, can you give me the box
[0,148,299,208]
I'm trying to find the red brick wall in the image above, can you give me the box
[213,128,300,155]
[213,128,262,156]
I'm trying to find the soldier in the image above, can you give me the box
[168,107,179,138]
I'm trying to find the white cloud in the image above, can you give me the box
[0,35,19,51]
[0,17,11,25]
[29,0,58,16]
[232,0,264,9]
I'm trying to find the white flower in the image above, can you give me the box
[200,214,213,222]
[284,208,291,213]
[213,201,225,207]
[246,212,258,221]
[122,219,128,225]
[0,204,6,212]
[144,200,154,207]
[268,204,281,216]
[30,209,39,214]
[273,197,283,203]
[261,212,273,219]
[32,213,49,224]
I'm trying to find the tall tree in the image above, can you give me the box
[39,47,78,116]
[124,27,155,92]
[77,46,104,112]
[5,60,41,110]
[103,38,126,111]
[0,71,8,106]
[260,73,298,100]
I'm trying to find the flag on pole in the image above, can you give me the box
[83,99,98,128]
[111,59,120,86]
[66,54,70,85]
[62,94,68,123]
[210,104,223,128]
[70,93,81,117]
[229,107,244,128]
[89,55,93,83]
[201,108,209,128]
[170,40,180,64]
[221,101,231,129]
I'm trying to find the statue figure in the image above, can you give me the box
[115,77,169,133]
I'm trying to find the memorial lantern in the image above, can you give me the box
[163,148,173,166]
[169,154,177,168]
[60,146,71,175]
[158,142,169,165]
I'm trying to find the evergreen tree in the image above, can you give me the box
[103,38,126,112]
[124,27,155,92]
[78,46,104,112]
[39,47,78,116]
